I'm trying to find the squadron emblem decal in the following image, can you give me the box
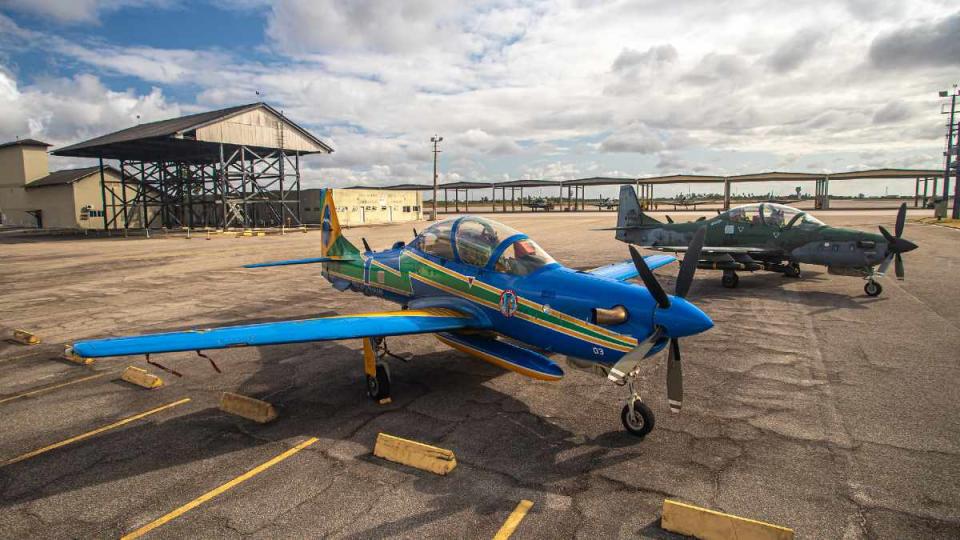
[499,289,519,317]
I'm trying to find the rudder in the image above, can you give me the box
[616,185,661,234]
[319,188,360,257]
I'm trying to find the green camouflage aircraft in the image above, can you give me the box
[613,186,917,297]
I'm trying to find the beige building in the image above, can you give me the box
[0,139,143,229]
[301,188,422,226]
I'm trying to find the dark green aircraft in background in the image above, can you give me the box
[613,186,918,297]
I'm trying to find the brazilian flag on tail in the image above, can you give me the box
[320,188,361,258]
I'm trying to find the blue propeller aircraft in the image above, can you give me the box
[72,190,713,437]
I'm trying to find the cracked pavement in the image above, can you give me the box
[0,210,958,538]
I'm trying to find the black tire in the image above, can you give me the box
[784,263,801,278]
[721,272,739,288]
[864,281,882,297]
[621,400,655,437]
[366,364,391,400]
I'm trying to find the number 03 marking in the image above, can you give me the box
[592,347,604,356]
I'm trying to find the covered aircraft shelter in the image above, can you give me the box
[53,102,333,231]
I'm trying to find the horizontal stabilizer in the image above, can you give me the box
[74,308,479,358]
[436,332,563,381]
[244,255,357,268]
[588,254,676,281]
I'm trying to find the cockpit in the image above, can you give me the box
[721,203,823,228]
[416,216,557,276]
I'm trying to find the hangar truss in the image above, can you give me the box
[54,103,333,230]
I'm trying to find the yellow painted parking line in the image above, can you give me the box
[494,499,534,540]
[0,373,107,406]
[121,437,319,540]
[1,398,191,467]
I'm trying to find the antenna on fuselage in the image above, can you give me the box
[362,238,372,253]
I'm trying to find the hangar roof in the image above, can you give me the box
[492,179,557,188]
[440,181,493,189]
[0,138,52,150]
[560,177,635,186]
[638,174,726,184]
[53,102,332,162]
[26,165,120,188]
[825,168,943,179]
[382,183,434,191]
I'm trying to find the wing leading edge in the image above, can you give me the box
[72,308,482,358]
[588,254,676,281]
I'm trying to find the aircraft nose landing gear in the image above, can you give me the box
[620,376,655,437]
[864,280,882,297]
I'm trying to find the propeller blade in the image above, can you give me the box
[629,245,670,309]
[895,202,906,238]
[675,227,706,299]
[362,238,372,253]
[878,225,895,244]
[608,328,662,382]
[666,215,674,224]
[667,338,683,413]
[895,253,904,280]
[878,254,894,275]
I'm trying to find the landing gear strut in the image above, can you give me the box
[864,280,883,297]
[363,337,407,401]
[620,375,655,437]
[721,270,739,288]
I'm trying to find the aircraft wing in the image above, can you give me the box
[648,246,770,254]
[587,254,676,281]
[72,308,482,358]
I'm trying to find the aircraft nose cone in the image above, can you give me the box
[655,297,714,338]
[895,238,918,253]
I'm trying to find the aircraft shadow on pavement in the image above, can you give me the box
[0,338,658,537]
[683,271,887,314]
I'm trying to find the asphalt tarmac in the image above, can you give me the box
[0,209,957,538]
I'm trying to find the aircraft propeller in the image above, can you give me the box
[877,203,917,280]
[608,227,706,413]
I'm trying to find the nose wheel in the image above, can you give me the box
[621,399,655,437]
[864,280,883,297]
[619,376,656,437]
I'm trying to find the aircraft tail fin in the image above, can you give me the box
[616,185,661,231]
[319,188,360,257]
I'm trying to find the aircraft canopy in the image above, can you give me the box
[418,216,557,275]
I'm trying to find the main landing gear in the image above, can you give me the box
[618,371,656,437]
[721,270,739,288]
[362,337,410,401]
[783,262,801,278]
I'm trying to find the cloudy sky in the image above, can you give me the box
[0,0,957,197]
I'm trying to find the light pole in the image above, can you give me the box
[940,88,959,219]
[431,135,443,221]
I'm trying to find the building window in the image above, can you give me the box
[413,205,420,211]
[403,206,411,212]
